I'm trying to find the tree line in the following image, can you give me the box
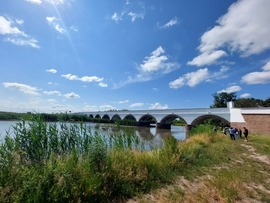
[210,92,270,108]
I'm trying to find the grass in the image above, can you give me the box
[130,134,270,203]
[1,118,270,202]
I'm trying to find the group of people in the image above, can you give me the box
[223,126,249,141]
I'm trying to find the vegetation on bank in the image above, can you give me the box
[0,118,269,202]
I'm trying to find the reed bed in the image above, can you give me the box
[0,117,216,202]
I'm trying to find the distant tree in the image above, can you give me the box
[234,98,264,108]
[210,92,237,108]
[263,98,270,107]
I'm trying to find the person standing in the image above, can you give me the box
[229,127,235,140]
[243,127,249,141]
[239,128,242,139]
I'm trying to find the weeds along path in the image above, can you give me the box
[127,138,270,203]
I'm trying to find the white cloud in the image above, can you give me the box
[16,19,24,25]
[158,17,178,29]
[43,90,61,96]
[218,85,242,93]
[25,0,42,4]
[240,93,251,98]
[98,82,108,87]
[63,92,80,99]
[111,12,123,23]
[188,0,270,66]
[140,46,179,73]
[46,0,65,5]
[113,47,179,89]
[80,76,103,82]
[169,68,209,88]
[128,12,144,22]
[46,16,65,34]
[3,82,39,95]
[187,50,227,67]
[46,68,57,73]
[111,1,145,23]
[100,105,114,111]
[242,72,270,85]
[150,103,168,110]
[0,16,26,36]
[48,82,58,85]
[5,37,40,49]
[129,103,144,108]
[70,25,78,32]
[0,16,39,48]
[262,61,270,71]
[241,60,270,84]
[61,74,106,87]
[169,67,229,89]
[119,100,129,104]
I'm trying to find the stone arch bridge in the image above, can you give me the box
[81,104,270,134]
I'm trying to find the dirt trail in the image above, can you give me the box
[241,143,270,165]
[128,142,270,203]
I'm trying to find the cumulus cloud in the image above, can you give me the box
[150,103,168,110]
[46,68,57,73]
[63,92,80,99]
[218,85,242,93]
[140,46,179,74]
[98,82,108,88]
[3,82,39,95]
[158,17,178,29]
[241,60,270,84]
[240,93,251,98]
[46,16,65,34]
[187,50,227,67]
[169,66,229,89]
[0,16,40,48]
[61,74,108,87]
[113,46,179,89]
[188,0,270,66]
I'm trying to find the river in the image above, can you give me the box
[0,121,186,145]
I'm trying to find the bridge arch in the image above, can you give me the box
[95,114,101,119]
[138,114,157,127]
[102,114,110,120]
[89,114,94,118]
[191,114,230,126]
[111,114,121,122]
[157,114,187,129]
[124,114,137,122]
[160,114,187,125]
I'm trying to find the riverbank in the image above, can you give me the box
[0,119,269,202]
[128,134,270,202]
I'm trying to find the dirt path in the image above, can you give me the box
[127,142,270,203]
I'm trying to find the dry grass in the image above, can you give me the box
[128,134,270,203]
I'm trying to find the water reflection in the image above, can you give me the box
[0,121,186,145]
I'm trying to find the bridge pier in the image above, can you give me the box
[157,123,171,129]
[185,125,194,132]
[138,121,151,127]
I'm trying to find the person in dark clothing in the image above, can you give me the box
[239,128,242,139]
[243,127,248,141]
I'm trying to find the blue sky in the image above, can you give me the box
[1,0,270,113]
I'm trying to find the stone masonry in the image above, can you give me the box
[231,114,270,135]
